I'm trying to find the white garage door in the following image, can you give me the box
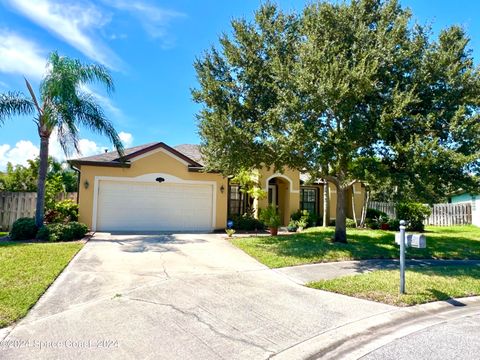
[96,180,214,231]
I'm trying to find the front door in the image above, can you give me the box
[268,185,277,206]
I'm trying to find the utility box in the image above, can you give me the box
[410,234,426,248]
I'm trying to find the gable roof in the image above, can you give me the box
[173,144,204,166]
[69,142,204,169]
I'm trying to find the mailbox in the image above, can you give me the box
[395,233,412,246]
[395,233,426,248]
[410,234,426,248]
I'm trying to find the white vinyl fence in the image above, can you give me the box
[425,203,472,226]
[368,201,472,227]
[368,201,396,219]
[0,192,77,231]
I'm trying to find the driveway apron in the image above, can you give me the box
[0,233,392,360]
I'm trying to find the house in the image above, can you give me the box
[449,192,480,227]
[69,142,365,232]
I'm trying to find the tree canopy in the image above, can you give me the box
[0,157,78,193]
[193,0,480,242]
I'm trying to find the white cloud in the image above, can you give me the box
[102,0,185,44]
[118,131,133,147]
[0,29,47,79]
[0,140,39,169]
[5,0,122,69]
[0,129,131,170]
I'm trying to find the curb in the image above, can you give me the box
[270,296,480,360]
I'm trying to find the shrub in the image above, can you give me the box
[10,217,38,240]
[291,209,319,228]
[297,218,308,229]
[396,202,431,232]
[230,211,265,231]
[35,226,50,241]
[366,208,388,220]
[329,219,336,227]
[388,218,400,231]
[225,228,236,237]
[259,205,282,228]
[36,222,88,242]
[346,218,357,228]
[56,199,79,222]
[45,199,79,223]
[287,220,298,232]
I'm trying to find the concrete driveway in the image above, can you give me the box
[0,233,392,359]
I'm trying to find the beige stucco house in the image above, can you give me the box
[69,142,365,232]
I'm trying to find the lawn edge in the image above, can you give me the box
[0,235,90,336]
[271,296,480,360]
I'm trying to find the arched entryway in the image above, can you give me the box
[267,176,291,225]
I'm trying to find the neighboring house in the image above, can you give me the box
[449,192,480,227]
[69,142,365,232]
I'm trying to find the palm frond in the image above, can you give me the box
[0,92,35,125]
[73,93,124,157]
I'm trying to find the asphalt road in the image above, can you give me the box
[361,312,480,360]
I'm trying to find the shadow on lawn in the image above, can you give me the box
[262,228,480,261]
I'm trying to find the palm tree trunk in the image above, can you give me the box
[334,184,347,243]
[35,135,49,228]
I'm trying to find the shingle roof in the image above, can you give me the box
[75,142,159,163]
[173,144,204,166]
[69,142,204,168]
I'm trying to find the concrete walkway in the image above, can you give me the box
[0,233,393,360]
[275,259,480,284]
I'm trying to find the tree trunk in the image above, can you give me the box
[334,184,347,243]
[35,135,49,228]
[322,181,329,227]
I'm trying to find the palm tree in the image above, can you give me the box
[0,52,124,227]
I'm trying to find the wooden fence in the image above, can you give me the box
[425,203,472,226]
[368,201,397,219]
[0,192,77,231]
[368,201,472,226]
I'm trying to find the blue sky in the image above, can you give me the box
[0,0,479,170]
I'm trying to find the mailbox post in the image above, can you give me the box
[399,220,406,294]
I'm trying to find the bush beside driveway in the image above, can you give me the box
[232,226,480,268]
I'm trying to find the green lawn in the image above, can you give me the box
[0,232,7,237]
[0,241,83,328]
[231,225,480,268]
[308,265,480,306]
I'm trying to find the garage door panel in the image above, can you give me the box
[96,180,214,231]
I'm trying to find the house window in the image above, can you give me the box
[300,188,317,214]
[228,185,247,216]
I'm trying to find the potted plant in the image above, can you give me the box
[259,205,282,236]
[297,218,308,232]
[287,220,298,232]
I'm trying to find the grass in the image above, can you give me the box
[0,241,83,328]
[0,232,7,237]
[231,225,480,268]
[308,265,480,306]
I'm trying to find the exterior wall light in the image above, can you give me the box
[84,180,89,189]
[220,185,225,193]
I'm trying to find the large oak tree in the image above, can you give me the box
[193,0,480,242]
